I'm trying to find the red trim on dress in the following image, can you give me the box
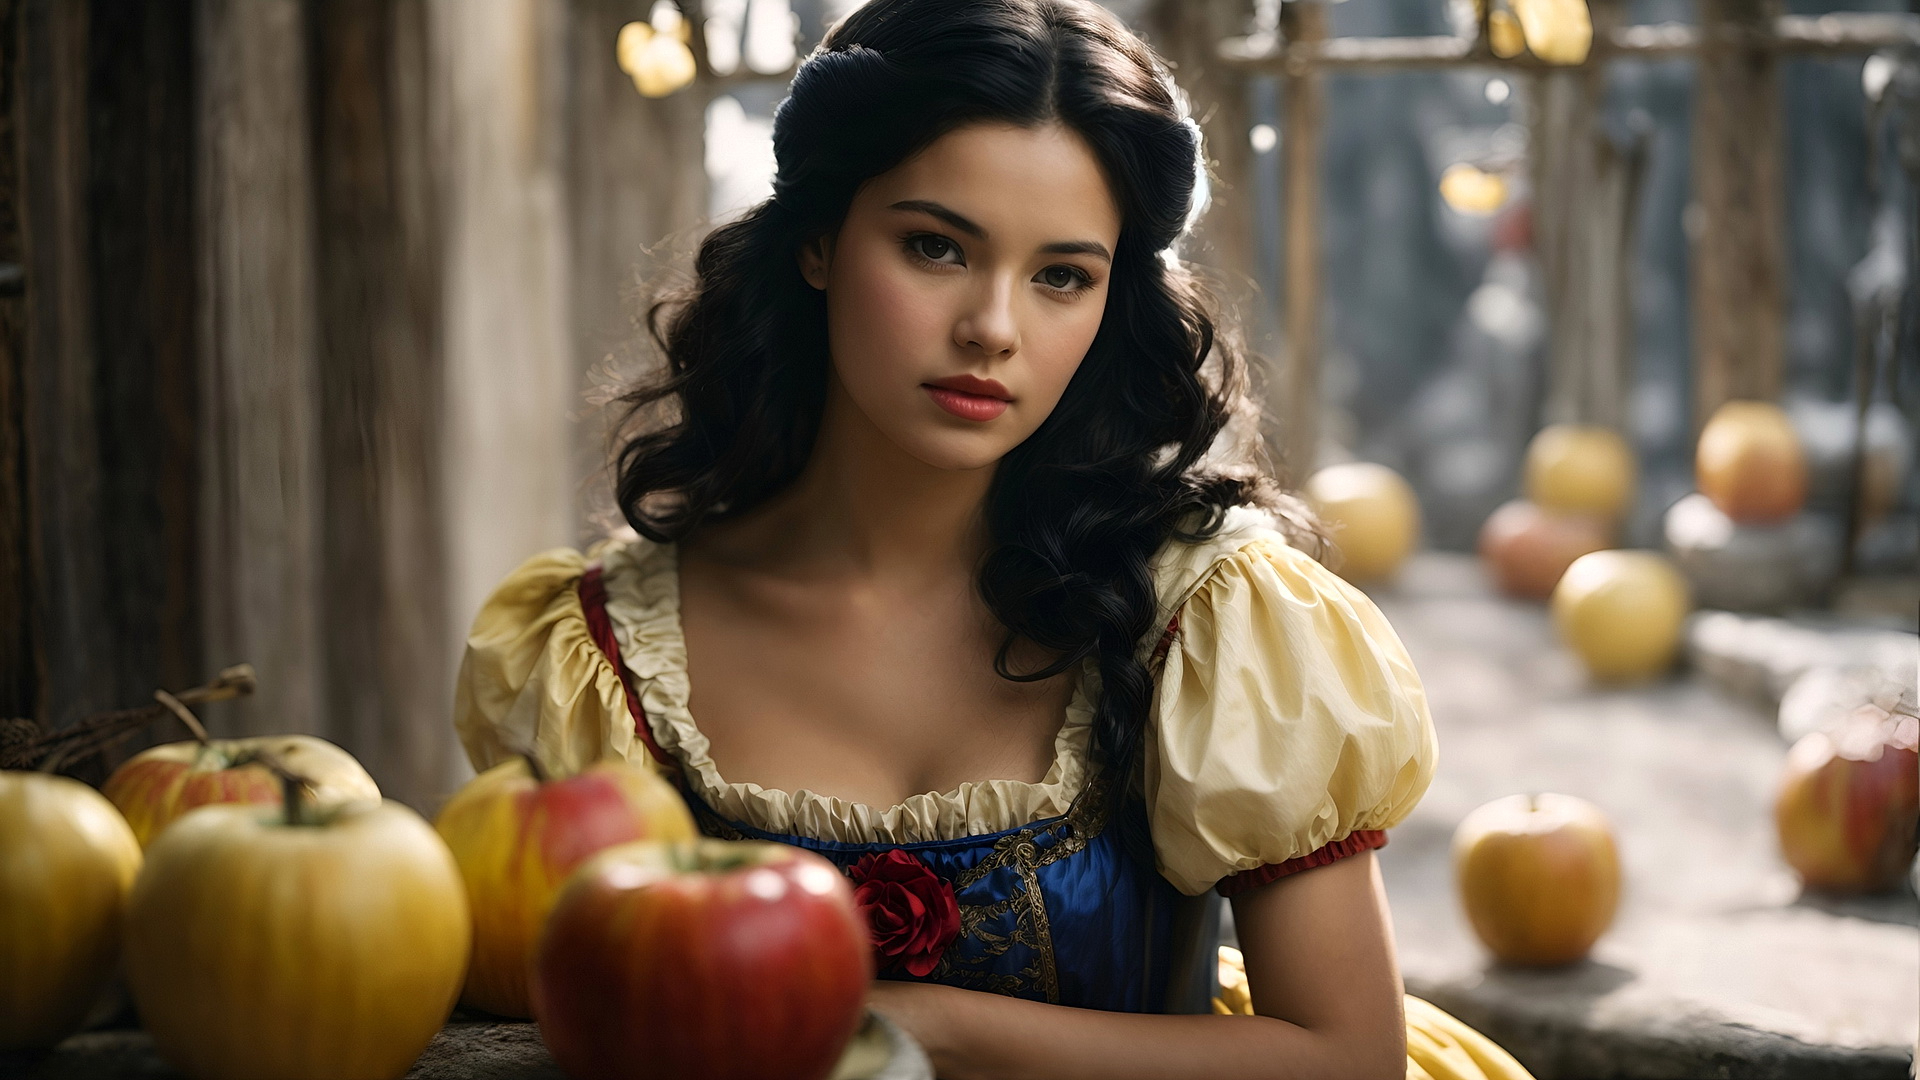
[1213,830,1388,897]
[578,564,677,771]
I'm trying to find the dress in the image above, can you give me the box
[453,506,1535,1080]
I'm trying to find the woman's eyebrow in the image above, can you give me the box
[889,200,1111,263]
[1039,240,1111,263]
[889,200,986,238]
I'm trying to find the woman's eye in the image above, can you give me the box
[909,235,961,264]
[1038,265,1088,291]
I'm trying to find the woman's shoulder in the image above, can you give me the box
[451,530,681,777]
[1148,502,1328,621]
[1144,505,1436,896]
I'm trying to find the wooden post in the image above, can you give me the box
[1148,0,1258,289]
[565,0,709,528]
[1690,0,1785,427]
[18,0,111,729]
[14,0,200,741]
[1532,0,1642,429]
[1279,0,1326,481]
[427,0,578,701]
[311,0,460,805]
[196,0,325,738]
[0,0,32,721]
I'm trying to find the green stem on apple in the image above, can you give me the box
[245,749,317,827]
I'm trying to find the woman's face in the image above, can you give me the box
[800,122,1122,472]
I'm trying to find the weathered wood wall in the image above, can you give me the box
[566,0,709,524]
[5,0,712,806]
[9,0,200,762]
[310,0,455,803]
[197,0,325,745]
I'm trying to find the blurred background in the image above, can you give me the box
[2,1,1916,1073]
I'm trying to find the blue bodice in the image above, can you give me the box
[680,778,1220,1014]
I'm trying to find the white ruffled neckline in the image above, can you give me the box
[595,537,1097,845]
[591,504,1280,846]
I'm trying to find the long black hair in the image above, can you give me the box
[616,0,1309,827]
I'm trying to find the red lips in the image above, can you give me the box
[922,374,1012,422]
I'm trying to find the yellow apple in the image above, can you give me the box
[1305,462,1421,582]
[0,772,142,1049]
[433,756,696,1018]
[103,734,379,847]
[1524,424,1637,521]
[125,789,469,1080]
[1454,792,1620,966]
[1551,550,1691,681]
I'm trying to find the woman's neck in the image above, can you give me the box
[692,376,994,584]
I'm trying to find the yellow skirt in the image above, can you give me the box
[1214,948,1535,1080]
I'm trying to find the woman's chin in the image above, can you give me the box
[888,426,1020,474]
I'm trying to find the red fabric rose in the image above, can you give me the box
[848,849,960,977]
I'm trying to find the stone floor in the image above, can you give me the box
[1369,554,1919,1080]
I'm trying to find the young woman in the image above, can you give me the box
[456,2,1533,1078]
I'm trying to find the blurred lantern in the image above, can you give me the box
[1439,163,1510,216]
[617,8,697,99]
[1510,0,1592,64]
[1305,463,1422,583]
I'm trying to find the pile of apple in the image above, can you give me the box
[2,733,872,1080]
[1477,423,1692,682]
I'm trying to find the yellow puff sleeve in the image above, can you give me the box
[1147,535,1438,896]
[452,548,647,778]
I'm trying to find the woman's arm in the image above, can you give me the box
[867,851,1408,1080]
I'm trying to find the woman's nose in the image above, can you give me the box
[953,276,1019,358]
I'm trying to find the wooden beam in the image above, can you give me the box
[310,0,460,807]
[1533,1,1645,430]
[1690,0,1786,425]
[566,0,709,531]
[18,0,113,730]
[1278,0,1325,481]
[1148,0,1258,289]
[86,0,201,721]
[427,0,578,719]
[0,0,31,722]
[196,0,326,739]
[1219,11,1920,72]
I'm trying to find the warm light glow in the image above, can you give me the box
[617,20,698,98]
[1439,162,1509,215]
[1511,0,1592,65]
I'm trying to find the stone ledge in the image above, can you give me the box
[1371,553,1918,1080]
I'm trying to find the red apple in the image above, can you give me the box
[534,839,871,1080]
[1478,499,1612,600]
[1775,706,1919,894]
[433,756,696,1018]
[103,735,379,848]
